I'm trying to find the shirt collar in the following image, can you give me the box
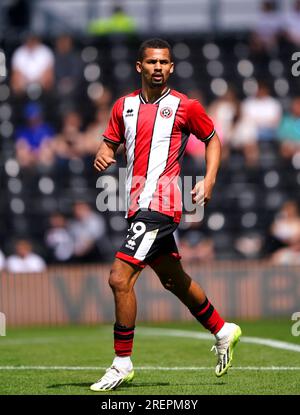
[139,88,171,105]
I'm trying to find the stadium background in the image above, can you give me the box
[0,0,300,396]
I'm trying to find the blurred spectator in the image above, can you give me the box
[0,249,5,271]
[208,88,239,161]
[229,103,259,166]
[54,34,82,100]
[234,233,264,259]
[68,201,109,262]
[6,239,46,273]
[241,81,282,141]
[45,213,74,263]
[208,88,239,144]
[15,102,55,168]
[84,106,111,155]
[184,134,206,162]
[185,131,227,166]
[284,0,300,46]
[270,200,300,247]
[277,97,300,159]
[179,231,215,262]
[89,86,113,114]
[183,90,227,163]
[11,33,54,95]
[186,89,206,105]
[250,0,282,52]
[87,6,136,36]
[54,111,85,161]
[271,242,300,265]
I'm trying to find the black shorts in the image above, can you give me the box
[115,210,181,268]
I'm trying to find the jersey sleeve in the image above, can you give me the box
[186,99,215,142]
[103,98,125,144]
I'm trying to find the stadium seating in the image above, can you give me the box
[0,34,299,262]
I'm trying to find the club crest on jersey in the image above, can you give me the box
[160,107,173,119]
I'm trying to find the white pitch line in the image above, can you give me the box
[0,366,300,371]
[1,327,300,353]
[138,327,300,353]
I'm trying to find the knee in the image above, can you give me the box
[108,268,130,294]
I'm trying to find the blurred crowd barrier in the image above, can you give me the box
[0,261,299,326]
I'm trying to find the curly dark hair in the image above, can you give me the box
[137,38,172,62]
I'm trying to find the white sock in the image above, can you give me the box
[215,322,233,340]
[113,356,133,370]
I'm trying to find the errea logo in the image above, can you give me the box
[160,107,173,119]
[125,239,136,250]
[125,109,134,117]
[127,239,136,247]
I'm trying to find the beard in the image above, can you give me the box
[149,76,165,88]
[141,71,169,89]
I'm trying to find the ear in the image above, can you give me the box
[136,61,142,74]
[170,62,174,74]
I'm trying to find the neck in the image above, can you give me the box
[141,83,169,103]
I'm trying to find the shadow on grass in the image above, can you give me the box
[47,382,171,389]
[47,380,226,390]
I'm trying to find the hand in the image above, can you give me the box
[191,177,215,206]
[94,154,116,172]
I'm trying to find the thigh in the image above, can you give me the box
[110,257,142,287]
[112,257,143,276]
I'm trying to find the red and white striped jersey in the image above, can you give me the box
[103,88,215,222]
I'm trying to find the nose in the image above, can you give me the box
[154,61,162,71]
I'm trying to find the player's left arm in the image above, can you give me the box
[204,132,221,204]
[188,100,221,205]
[191,132,221,205]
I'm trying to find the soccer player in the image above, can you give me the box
[91,39,241,391]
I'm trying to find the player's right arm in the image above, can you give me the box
[94,98,124,172]
[94,139,119,172]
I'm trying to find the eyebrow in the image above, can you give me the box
[145,58,171,62]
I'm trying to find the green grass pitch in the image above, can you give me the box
[0,319,299,395]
